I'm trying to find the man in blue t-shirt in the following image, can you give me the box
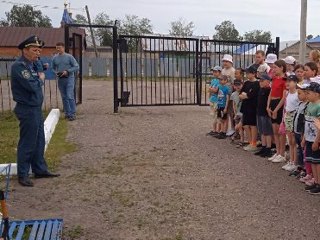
[207,66,222,136]
[215,75,231,139]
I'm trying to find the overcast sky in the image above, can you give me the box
[1,0,319,41]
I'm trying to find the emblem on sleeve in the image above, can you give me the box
[21,70,31,79]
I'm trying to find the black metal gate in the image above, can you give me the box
[118,35,200,107]
[118,36,280,108]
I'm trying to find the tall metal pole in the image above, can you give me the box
[85,5,99,58]
[299,0,307,64]
[113,26,119,113]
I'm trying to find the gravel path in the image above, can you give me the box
[10,80,320,239]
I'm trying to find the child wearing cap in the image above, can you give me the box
[239,64,260,151]
[265,53,278,78]
[221,54,235,83]
[284,56,296,77]
[267,60,287,163]
[302,82,320,194]
[207,66,222,136]
[281,75,300,171]
[254,73,273,158]
[215,75,231,139]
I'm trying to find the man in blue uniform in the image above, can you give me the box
[11,35,60,187]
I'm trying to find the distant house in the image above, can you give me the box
[279,40,314,62]
[0,26,85,58]
[307,36,320,49]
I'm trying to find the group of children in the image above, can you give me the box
[207,50,320,194]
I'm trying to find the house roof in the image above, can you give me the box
[307,36,320,43]
[0,27,85,48]
[279,40,298,51]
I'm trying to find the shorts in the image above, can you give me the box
[257,115,273,136]
[242,108,257,126]
[209,102,218,123]
[217,107,228,120]
[284,111,295,132]
[305,141,320,164]
[270,99,283,125]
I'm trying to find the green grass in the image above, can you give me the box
[0,111,76,170]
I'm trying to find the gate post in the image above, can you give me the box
[275,37,280,58]
[195,40,200,105]
[113,26,119,113]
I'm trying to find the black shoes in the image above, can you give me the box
[34,172,60,178]
[206,131,218,136]
[18,177,34,187]
[254,147,266,156]
[215,132,227,139]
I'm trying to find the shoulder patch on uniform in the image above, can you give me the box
[21,70,31,79]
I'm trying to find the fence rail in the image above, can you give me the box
[0,59,62,114]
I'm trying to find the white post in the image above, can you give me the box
[299,0,307,64]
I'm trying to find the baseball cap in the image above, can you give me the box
[245,64,259,74]
[287,74,298,82]
[234,79,243,85]
[306,82,320,93]
[265,53,277,64]
[210,66,222,71]
[222,54,233,64]
[284,56,296,65]
[259,73,271,81]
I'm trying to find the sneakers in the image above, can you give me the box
[281,162,291,170]
[254,147,266,156]
[305,178,315,186]
[206,131,218,136]
[286,163,297,172]
[305,183,317,192]
[272,155,286,163]
[215,132,227,139]
[299,174,312,183]
[243,144,258,152]
[226,129,235,137]
[260,149,273,158]
[308,184,320,195]
[268,153,278,161]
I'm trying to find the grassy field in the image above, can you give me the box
[0,111,76,170]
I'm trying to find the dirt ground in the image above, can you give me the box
[9,80,320,240]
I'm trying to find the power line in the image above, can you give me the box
[1,0,85,13]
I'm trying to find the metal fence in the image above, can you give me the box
[0,58,62,114]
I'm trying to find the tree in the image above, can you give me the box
[213,20,242,41]
[169,18,194,37]
[2,4,52,27]
[74,14,88,24]
[119,15,153,35]
[243,30,272,42]
[93,13,114,46]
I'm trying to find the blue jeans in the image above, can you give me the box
[58,77,76,117]
[14,104,49,177]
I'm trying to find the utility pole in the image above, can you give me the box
[299,0,307,64]
[85,5,98,58]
